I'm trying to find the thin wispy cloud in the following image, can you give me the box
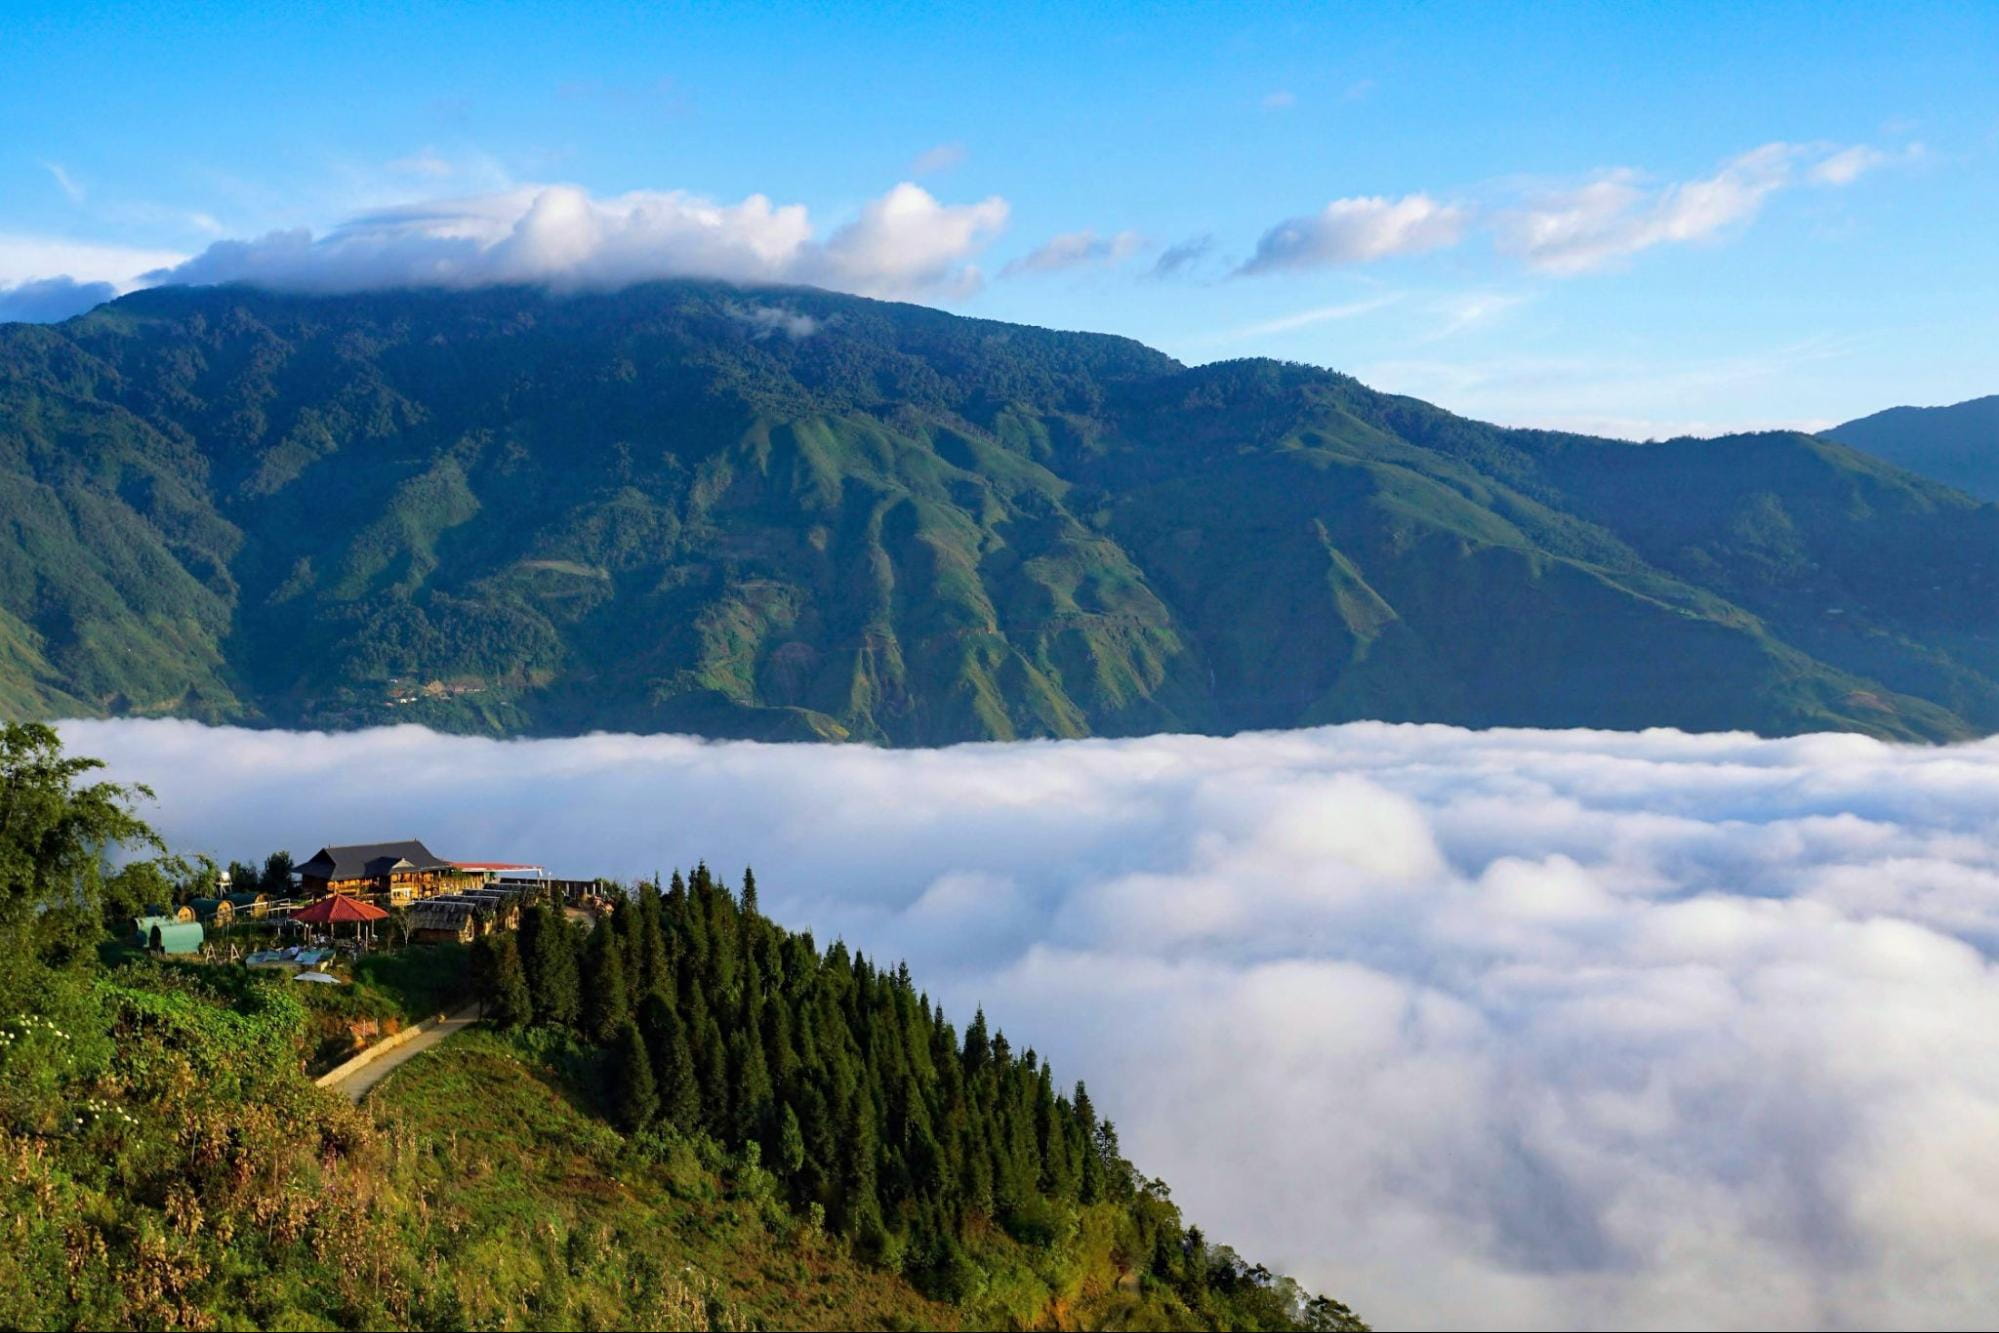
[41,160,85,205]
[1428,290,1529,339]
[1205,292,1403,342]
[1495,141,1894,274]
[1261,89,1297,110]
[1233,140,1909,282]
[909,141,968,176]
[1001,228,1145,277]
[0,233,188,289]
[1150,233,1215,279]
[721,299,820,339]
[387,149,456,179]
[59,717,1999,1331]
[1360,331,1874,438]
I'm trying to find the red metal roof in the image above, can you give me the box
[294,894,389,924]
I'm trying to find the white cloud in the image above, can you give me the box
[1261,89,1297,110]
[1358,332,1865,438]
[41,160,85,205]
[1238,194,1469,274]
[807,181,1008,299]
[145,181,1008,302]
[0,233,188,290]
[1235,140,1901,284]
[57,717,1999,1331]
[1203,292,1403,343]
[0,275,118,323]
[909,141,968,176]
[1000,228,1145,277]
[1150,233,1215,279]
[1496,142,1890,275]
[1809,144,1887,186]
[721,300,820,340]
[387,149,457,179]
[1427,290,1529,339]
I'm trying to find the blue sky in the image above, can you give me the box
[4,0,1996,435]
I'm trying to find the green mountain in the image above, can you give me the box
[2,282,1995,743]
[1825,394,1999,502]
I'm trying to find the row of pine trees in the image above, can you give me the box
[468,865,1360,1328]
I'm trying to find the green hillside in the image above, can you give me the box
[1,283,1994,742]
[1826,394,1999,502]
[0,722,1361,1331]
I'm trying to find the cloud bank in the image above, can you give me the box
[57,718,1999,1331]
[0,275,119,323]
[146,181,1008,302]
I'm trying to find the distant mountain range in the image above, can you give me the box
[1,282,1994,743]
[1826,395,1999,502]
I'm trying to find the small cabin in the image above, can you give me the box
[190,897,235,925]
[225,890,269,919]
[455,889,524,931]
[408,899,481,945]
[134,915,204,955]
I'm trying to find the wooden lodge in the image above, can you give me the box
[295,839,482,905]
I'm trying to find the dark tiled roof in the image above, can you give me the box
[296,839,453,882]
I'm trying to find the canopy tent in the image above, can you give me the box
[293,895,388,925]
[293,893,388,947]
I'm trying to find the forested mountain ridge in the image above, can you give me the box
[1826,394,1999,502]
[2,281,1995,743]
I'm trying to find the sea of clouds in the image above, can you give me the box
[60,718,1999,1331]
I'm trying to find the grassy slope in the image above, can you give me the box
[372,1030,958,1331]
[0,970,1285,1331]
[0,282,1993,742]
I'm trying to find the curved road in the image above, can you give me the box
[323,1004,482,1102]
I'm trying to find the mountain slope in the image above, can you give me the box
[1825,394,1999,501]
[1,282,1995,742]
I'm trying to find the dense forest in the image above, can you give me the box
[1,282,1994,743]
[0,721,1362,1330]
[1826,394,1999,502]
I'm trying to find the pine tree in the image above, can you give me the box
[741,865,758,915]
[776,1100,807,1178]
[471,932,532,1028]
[697,1014,729,1134]
[581,916,630,1044]
[727,1026,773,1142]
[610,1020,658,1133]
[634,878,670,998]
[521,901,581,1028]
[1075,1081,1103,1204]
[639,992,700,1130]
